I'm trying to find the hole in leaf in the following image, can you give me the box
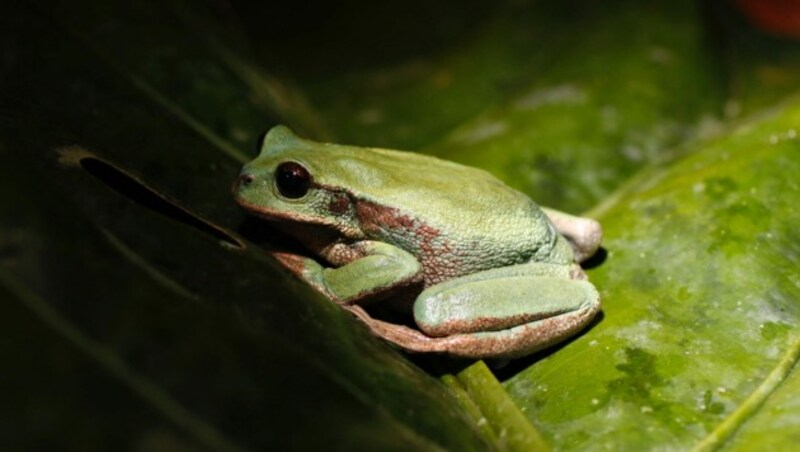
[78,156,243,249]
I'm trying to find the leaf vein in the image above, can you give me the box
[693,335,800,451]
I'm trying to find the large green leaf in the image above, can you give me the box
[502,96,800,449]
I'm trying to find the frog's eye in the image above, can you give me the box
[275,161,311,199]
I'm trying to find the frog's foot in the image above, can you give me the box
[343,305,445,351]
[542,208,602,262]
[344,305,503,357]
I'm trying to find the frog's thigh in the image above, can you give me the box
[414,272,599,348]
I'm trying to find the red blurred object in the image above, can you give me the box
[737,0,800,38]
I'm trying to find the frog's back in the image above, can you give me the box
[305,143,525,220]
[307,144,562,284]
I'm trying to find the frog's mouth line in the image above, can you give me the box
[233,196,343,231]
[232,197,344,264]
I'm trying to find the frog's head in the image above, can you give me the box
[233,125,361,238]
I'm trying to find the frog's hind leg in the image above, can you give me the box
[439,301,599,359]
[410,273,601,358]
[344,279,599,359]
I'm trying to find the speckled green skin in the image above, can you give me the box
[234,126,602,358]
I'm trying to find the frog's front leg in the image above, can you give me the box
[303,240,423,304]
[348,262,600,359]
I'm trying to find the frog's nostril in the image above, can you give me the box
[240,173,255,187]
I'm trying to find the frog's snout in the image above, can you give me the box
[232,168,257,197]
[238,172,256,188]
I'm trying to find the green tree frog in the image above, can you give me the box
[234,126,602,359]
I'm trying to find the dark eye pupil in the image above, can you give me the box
[275,162,311,199]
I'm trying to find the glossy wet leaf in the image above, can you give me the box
[502,95,800,449]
